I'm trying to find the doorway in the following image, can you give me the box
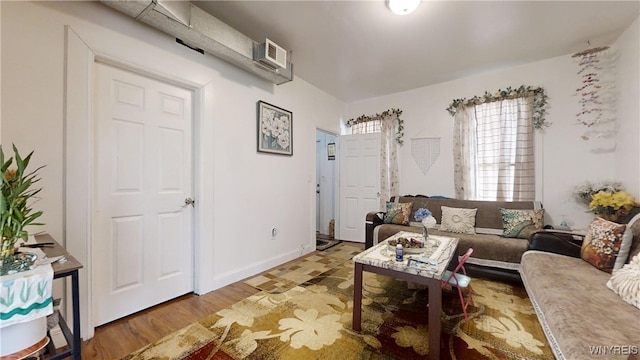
[316,129,337,249]
[65,26,215,339]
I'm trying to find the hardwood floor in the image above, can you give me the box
[80,283,258,359]
[79,241,363,359]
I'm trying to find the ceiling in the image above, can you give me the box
[192,1,640,102]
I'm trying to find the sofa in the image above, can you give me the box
[521,213,640,360]
[366,195,543,282]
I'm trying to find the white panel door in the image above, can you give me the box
[339,134,381,242]
[94,63,194,325]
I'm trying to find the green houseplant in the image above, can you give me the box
[0,144,43,275]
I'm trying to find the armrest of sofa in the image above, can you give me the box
[527,230,584,258]
[365,211,385,249]
[366,211,385,224]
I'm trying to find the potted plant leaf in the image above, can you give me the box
[0,144,44,275]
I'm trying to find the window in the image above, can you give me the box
[351,119,381,134]
[454,96,535,201]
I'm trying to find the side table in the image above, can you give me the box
[36,234,83,360]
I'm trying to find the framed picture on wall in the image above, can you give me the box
[327,142,336,160]
[257,100,293,156]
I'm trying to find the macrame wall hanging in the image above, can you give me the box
[572,44,616,141]
[411,135,440,175]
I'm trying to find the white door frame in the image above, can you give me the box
[64,26,215,339]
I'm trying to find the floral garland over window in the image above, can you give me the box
[446,86,549,129]
[346,108,405,144]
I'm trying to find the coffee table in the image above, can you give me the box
[352,231,459,360]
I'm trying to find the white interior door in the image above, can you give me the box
[338,134,381,242]
[93,63,194,325]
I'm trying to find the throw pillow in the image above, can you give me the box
[383,202,412,225]
[607,254,640,310]
[581,217,627,273]
[626,215,640,262]
[614,213,640,270]
[439,206,477,234]
[499,208,545,239]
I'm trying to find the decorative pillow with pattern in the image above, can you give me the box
[615,213,640,270]
[383,202,412,225]
[499,208,545,239]
[440,206,477,234]
[581,217,627,273]
[607,254,640,310]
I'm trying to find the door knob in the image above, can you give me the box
[183,197,195,208]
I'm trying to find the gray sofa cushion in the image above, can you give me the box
[433,229,528,268]
[520,251,640,360]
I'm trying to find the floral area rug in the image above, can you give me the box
[122,244,553,360]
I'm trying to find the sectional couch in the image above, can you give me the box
[365,195,543,282]
[521,212,640,359]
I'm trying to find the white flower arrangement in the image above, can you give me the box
[573,180,625,207]
[421,216,437,229]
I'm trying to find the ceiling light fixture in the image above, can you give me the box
[387,0,421,15]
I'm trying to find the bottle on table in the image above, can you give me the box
[395,243,404,262]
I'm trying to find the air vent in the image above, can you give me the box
[254,38,288,69]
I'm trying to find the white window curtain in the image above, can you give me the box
[380,114,399,208]
[453,97,535,201]
[453,106,477,200]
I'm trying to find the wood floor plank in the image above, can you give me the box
[79,241,359,359]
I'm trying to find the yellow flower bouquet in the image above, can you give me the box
[589,190,636,219]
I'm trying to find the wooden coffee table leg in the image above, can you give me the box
[428,279,441,360]
[352,262,363,331]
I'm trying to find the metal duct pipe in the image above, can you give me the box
[100,0,293,84]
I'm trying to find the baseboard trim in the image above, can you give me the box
[197,246,314,295]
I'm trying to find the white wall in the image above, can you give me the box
[1,1,343,337]
[345,17,639,231]
[0,2,2,140]
[615,17,640,197]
